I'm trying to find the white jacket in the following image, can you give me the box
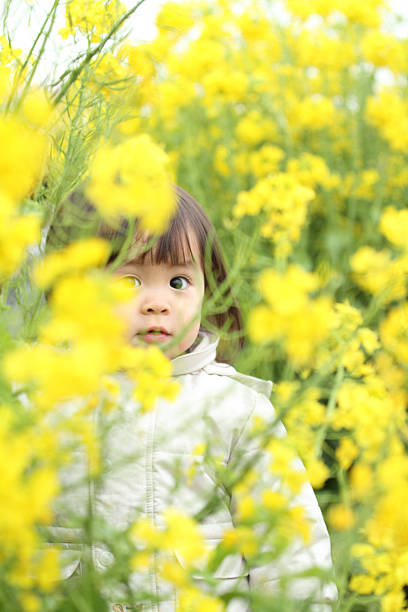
[56,331,337,611]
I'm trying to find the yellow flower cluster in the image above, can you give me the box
[289,96,338,132]
[0,103,51,280]
[286,153,340,191]
[332,378,403,460]
[5,239,179,412]
[293,29,355,70]
[248,265,333,366]
[285,0,386,27]
[361,31,408,73]
[351,206,408,304]
[0,35,22,99]
[342,169,380,201]
[59,0,126,42]
[0,115,47,203]
[0,192,40,280]
[350,441,408,608]
[380,206,408,249]
[0,406,60,603]
[131,509,207,571]
[177,587,225,612]
[86,134,176,233]
[366,90,408,152]
[235,111,277,146]
[276,385,330,488]
[234,174,315,256]
[34,238,110,287]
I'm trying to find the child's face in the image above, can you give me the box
[114,234,205,359]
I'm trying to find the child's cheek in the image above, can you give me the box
[114,299,139,339]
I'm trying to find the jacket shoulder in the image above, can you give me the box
[202,361,273,400]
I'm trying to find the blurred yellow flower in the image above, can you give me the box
[0,193,40,279]
[86,134,176,233]
[327,504,355,531]
[22,89,54,127]
[380,206,408,249]
[0,115,47,202]
[34,238,110,288]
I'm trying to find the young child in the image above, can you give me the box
[48,185,336,611]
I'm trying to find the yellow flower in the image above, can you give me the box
[223,526,258,557]
[35,548,60,592]
[350,463,373,499]
[0,115,47,202]
[214,144,231,177]
[358,328,380,354]
[287,153,338,190]
[19,593,41,612]
[336,437,359,470]
[351,247,407,302]
[248,144,284,178]
[160,559,189,588]
[305,459,330,489]
[86,134,176,233]
[236,495,256,520]
[291,96,338,131]
[380,303,408,365]
[261,490,287,510]
[0,406,60,590]
[366,90,408,152]
[61,0,126,42]
[177,587,225,612]
[327,504,355,531]
[34,238,110,288]
[168,37,225,81]
[235,174,314,253]
[293,29,355,70]
[381,590,406,612]
[22,89,54,127]
[288,0,385,27]
[203,68,248,103]
[0,193,40,279]
[286,505,311,543]
[163,509,206,564]
[249,265,332,367]
[235,110,277,146]
[132,518,163,549]
[361,31,406,73]
[156,2,194,34]
[380,206,408,249]
[349,574,376,594]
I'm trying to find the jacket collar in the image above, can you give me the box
[171,330,219,376]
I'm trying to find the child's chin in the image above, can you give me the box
[130,335,174,355]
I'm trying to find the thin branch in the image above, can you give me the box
[53,0,148,105]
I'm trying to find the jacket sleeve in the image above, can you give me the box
[230,391,337,610]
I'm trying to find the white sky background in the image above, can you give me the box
[5,0,408,87]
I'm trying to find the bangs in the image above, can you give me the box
[131,216,197,266]
[104,202,203,268]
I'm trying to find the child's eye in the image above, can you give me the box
[121,275,141,289]
[170,276,189,290]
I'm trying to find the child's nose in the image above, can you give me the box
[140,294,170,315]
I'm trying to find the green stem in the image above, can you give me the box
[20,0,60,100]
[8,0,60,110]
[53,0,148,105]
[314,364,345,457]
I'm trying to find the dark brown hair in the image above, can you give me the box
[46,185,244,361]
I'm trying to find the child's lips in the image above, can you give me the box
[136,327,172,344]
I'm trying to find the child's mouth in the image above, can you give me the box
[137,328,171,344]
